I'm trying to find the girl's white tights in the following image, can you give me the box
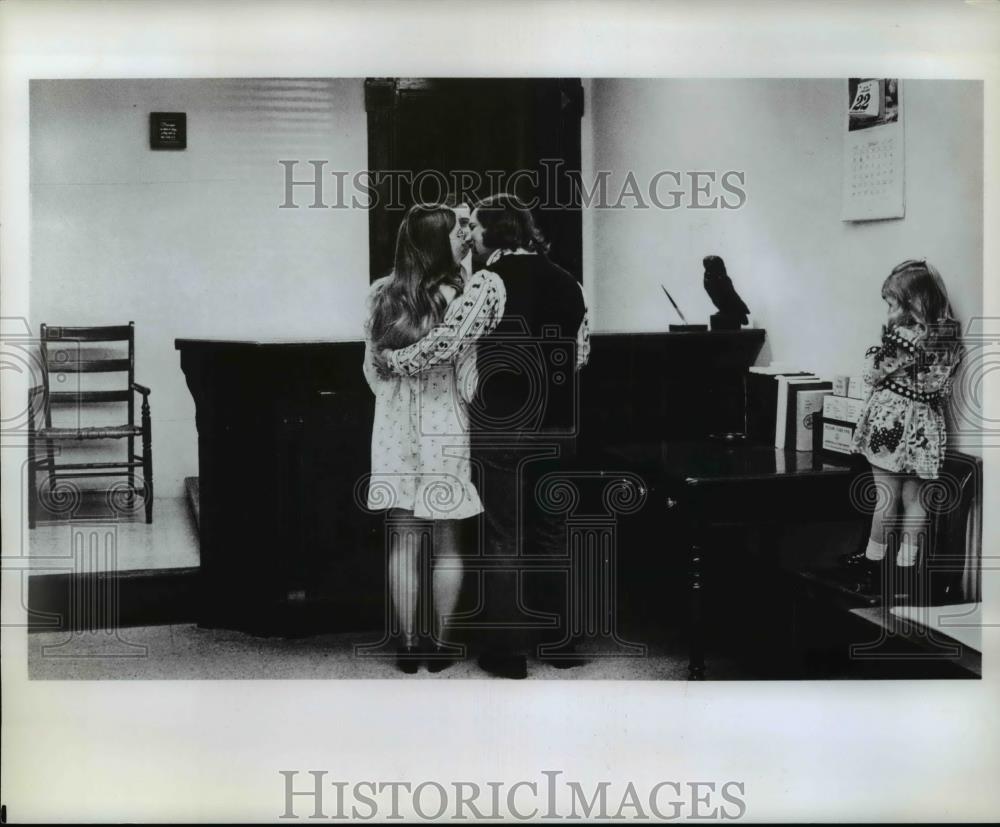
[864,537,887,562]
[896,536,918,567]
[867,469,924,568]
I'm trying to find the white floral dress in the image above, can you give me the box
[363,271,506,519]
[851,323,960,479]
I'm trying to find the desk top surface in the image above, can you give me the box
[176,337,363,349]
[602,440,858,485]
[176,330,765,349]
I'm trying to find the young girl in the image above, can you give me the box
[362,203,505,673]
[851,259,962,595]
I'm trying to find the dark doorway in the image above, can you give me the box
[365,78,584,281]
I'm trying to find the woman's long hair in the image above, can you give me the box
[370,204,463,350]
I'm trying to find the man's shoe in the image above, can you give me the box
[477,652,527,680]
[548,657,586,670]
[542,644,586,670]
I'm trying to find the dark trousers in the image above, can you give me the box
[470,434,577,658]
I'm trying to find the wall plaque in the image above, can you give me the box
[150,112,186,150]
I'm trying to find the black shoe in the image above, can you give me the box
[548,657,586,670]
[542,644,586,670]
[860,559,884,598]
[426,642,462,674]
[839,547,871,569]
[396,644,420,675]
[477,652,527,680]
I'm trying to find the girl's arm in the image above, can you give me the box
[362,339,383,391]
[863,324,920,388]
[384,270,506,377]
[361,279,389,391]
[455,347,479,406]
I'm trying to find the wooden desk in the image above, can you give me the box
[578,331,765,457]
[175,332,766,637]
[602,441,864,679]
[175,338,381,634]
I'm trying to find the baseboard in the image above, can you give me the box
[27,566,199,632]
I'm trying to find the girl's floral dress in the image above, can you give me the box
[851,323,960,479]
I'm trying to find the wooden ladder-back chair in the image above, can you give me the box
[27,322,152,527]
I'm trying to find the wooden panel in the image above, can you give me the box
[48,390,130,404]
[46,358,130,373]
[176,338,380,635]
[43,325,133,342]
[579,330,766,459]
[365,78,584,280]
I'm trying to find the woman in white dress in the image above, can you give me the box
[363,203,505,672]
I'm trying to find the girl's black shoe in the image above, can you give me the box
[426,643,462,674]
[860,558,884,598]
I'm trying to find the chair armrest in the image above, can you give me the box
[132,382,151,396]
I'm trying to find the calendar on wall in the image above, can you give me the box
[842,78,904,221]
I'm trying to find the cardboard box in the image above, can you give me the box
[847,375,867,400]
[823,394,866,424]
[822,421,856,454]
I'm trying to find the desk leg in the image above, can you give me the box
[689,530,705,680]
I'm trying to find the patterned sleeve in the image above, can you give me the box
[575,283,591,370]
[863,325,919,388]
[361,279,387,392]
[387,270,506,376]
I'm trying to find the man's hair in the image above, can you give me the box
[473,193,550,254]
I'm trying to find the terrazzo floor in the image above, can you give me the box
[24,496,748,681]
[27,625,746,680]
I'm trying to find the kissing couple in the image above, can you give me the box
[362,194,590,679]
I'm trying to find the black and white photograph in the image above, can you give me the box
[18,74,986,683]
[2,1,999,823]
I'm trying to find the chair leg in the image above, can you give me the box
[127,434,136,511]
[46,438,56,489]
[28,433,37,529]
[142,398,153,524]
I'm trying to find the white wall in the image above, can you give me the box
[586,80,983,355]
[586,78,982,452]
[30,78,369,498]
[31,78,984,499]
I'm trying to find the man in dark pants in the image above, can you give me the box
[383,194,590,678]
[465,194,589,678]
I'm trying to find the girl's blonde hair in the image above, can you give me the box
[881,259,960,346]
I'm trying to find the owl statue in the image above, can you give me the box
[703,255,749,329]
